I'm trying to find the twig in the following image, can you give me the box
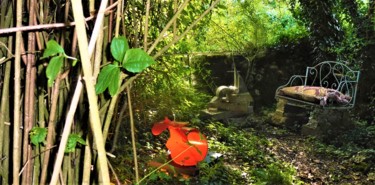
[128,84,139,183]
[147,0,191,54]
[107,160,121,185]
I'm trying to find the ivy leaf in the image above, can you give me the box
[95,64,120,96]
[46,56,64,87]
[123,48,156,73]
[111,36,129,62]
[42,40,65,59]
[65,134,86,153]
[29,127,47,146]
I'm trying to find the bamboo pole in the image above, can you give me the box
[13,0,23,184]
[144,0,150,50]
[22,0,37,183]
[49,76,83,185]
[71,1,110,184]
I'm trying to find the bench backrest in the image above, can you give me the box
[304,61,360,108]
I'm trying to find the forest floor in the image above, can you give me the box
[111,113,374,184]
[244,114,375,185]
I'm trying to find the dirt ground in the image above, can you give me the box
[246,116,374,185]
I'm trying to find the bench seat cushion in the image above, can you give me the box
[278,86,351,106]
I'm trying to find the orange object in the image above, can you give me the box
[152,117,208,166]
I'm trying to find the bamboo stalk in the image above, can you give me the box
[0,38,12,184]
[49,75,84,185]
[13,0,23,183]
[144,0,150,50]
[12,5,22,185]
[39,71,65,185]
[71,1,110,184]
[114,0,123,36]
[22,0,37,182]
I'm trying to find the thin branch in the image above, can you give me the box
[127,84,139,183]
[147,0,191,54]
[153,0,221,59]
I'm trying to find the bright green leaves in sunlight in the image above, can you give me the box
[124,48,156,73]
[29,127,47,146]
[43,40,77,87]
[110,36,129,62]
[65,134,86,153]
[95,36,155,96]
[95,64,121,96]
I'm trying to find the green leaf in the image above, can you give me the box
[123,48,156,73]
[42,40,65,59]
[95,64,120,96]
[29,127,47,146]
[46,56,64,87]
[111,36,129,62]
[65,134,86,153]
[108,67,121,96]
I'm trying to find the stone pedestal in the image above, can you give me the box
[272,99,353,137]
[201,92,253,120]
[272,100,309,131]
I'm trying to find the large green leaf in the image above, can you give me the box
[95,64,121,96]
[110,36,129,62]
[42,40,65,59]
[65,134,86,153]
[29,127,47,146]
[123,48,156,73]
[46,56,64,87]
